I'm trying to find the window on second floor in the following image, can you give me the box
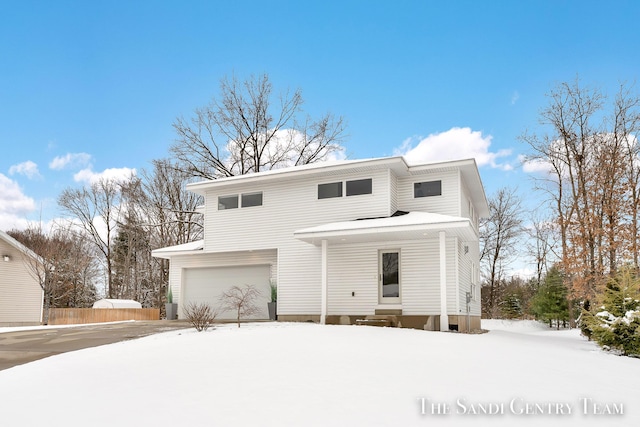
[218,192,263,210]
[241,192,263,208]
[346,178,372,196]
[218,195,239,210]
[318,182,343,199]
[414,180,442,198]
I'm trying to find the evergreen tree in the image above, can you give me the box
[530,266,569,329]
[583,269,640,357]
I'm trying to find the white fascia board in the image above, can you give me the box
[151,240,204,259]
[186,157,410,195]
[294,218,472,243]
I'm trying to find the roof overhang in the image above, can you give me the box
[293,212,477,246]
[186,157,410,195]
[151,240,204,259]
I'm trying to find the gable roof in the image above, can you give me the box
[0,230,42,262]
[186,156,489,217]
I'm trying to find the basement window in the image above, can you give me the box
[414,180,442,198]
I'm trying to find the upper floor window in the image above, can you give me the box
[318,182,343,199]
[219,192,263,210]
[346,178,372,196]
[242,192,263,208]
[414,180,441,198]
[218,195,239,210]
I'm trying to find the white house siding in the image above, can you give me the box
[166,249,277,317]
[459,178,479,230]
[389,170,398,214]
[325,238,460,317]
[0,240,43,325]
[201,169,393,316]
[396,170,460,215]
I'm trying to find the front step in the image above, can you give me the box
[355,315,399,327]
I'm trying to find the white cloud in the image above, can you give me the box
[519,154,554,174]
[49,152,92,170]
[511,91,520,105]
[73,167,137,185]
[0,173,36,231]
[8,161,41,179]
[395,127,513,170]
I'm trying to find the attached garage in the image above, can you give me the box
[183,264,271,320]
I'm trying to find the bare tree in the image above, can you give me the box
[171,73,347,180]
[480,187,525,317]
[521,79,640,302]
[219,285,261,327]
[140,158,204,308]
[525,213,559,287]
[58,176,131,298]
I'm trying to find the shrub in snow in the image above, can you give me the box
[581,269,640,357]
[183,302,218,332]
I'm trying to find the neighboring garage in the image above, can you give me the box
[183,265,271,320]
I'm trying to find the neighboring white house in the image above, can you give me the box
[0,230,44,326]
[153,156,489,331]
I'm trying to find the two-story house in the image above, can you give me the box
[152,156,488,331]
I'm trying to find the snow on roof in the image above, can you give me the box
[151,240,204,259]
[295,211,471,235]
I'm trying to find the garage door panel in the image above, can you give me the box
[183,265,270,320]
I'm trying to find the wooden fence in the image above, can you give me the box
[48,308,160,325]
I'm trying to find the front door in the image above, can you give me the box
[379,250,400,303]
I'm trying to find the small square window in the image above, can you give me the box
[218,195,238,210]
[242,192,263,208]
[318,182,343,199]
[346,178,372,196]
[414,181,442,198]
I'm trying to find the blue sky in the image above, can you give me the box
[1,0,640,235]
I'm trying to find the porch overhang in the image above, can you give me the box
[293,212,476,246]
[151,240,204,259]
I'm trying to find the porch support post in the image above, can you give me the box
[321,239,328,325]
[439,231,449,331]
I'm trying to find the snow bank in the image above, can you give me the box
[483,318,555,333]
[0,322,637,427]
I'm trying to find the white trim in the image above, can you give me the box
[454,237,460,315]
[439,231,449,331]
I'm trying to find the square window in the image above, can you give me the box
[414,180,442,198]
[218,195,238,210]
[242,192,263,207]
[346,178,372,196]
[318,182,343,199]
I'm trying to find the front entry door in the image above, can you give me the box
[379,250,400,303]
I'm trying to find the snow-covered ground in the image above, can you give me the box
[0,320,637,427]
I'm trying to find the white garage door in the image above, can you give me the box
[183,265,271,320]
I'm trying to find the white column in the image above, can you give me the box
[321,239,328,325]
[439,231,449,331]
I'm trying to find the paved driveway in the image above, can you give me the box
[0,321,191,371]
